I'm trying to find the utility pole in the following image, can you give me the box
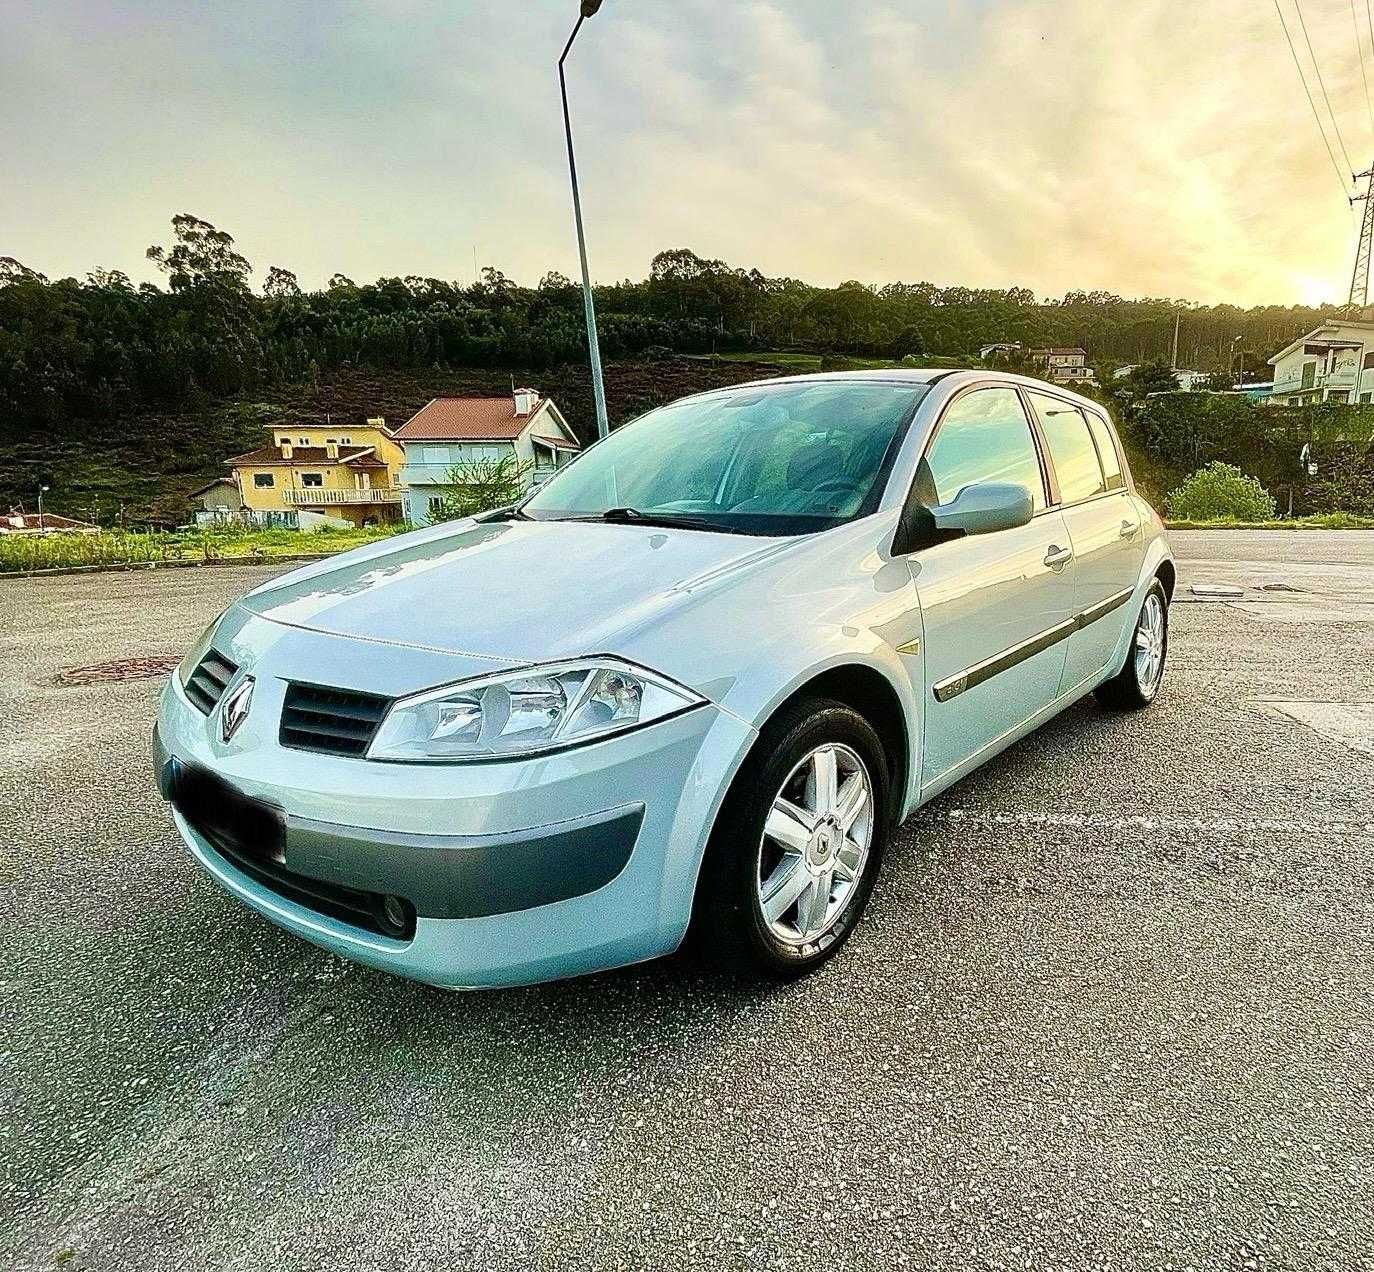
[559,1,610,440]
[1170,312,1180,370]
[37,484,49,530]
[1349,165,1374,309]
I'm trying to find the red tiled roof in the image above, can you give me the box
[226,444,385,469]
[393,396,546,441]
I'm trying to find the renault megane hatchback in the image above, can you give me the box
[155,371,1174,988]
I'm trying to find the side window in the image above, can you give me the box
[1082,411,1124,490]
[253,473,274,488]
[301,472,324,488]
[921,388,1045,510]
[1028,393,1106,503]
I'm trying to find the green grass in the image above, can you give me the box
[0,523,408,575]
[1164,513,1374,530]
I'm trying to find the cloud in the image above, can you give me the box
[0,0,1366,304]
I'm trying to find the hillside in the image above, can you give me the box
[0,358,803,524]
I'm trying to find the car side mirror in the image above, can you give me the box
[930,482,1034,536]
[892,481,1034,554]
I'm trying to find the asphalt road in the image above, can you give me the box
[2,531,1372,1272]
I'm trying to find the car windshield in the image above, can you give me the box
[522,381,927,536]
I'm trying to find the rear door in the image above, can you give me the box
[902,385,1078,788]
[1024,391,1146,694]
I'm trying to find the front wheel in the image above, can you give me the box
[1094,578,1169,710]
[692,698,892,979]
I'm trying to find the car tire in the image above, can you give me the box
[690,697,892,979]
[1094,578,1169,711]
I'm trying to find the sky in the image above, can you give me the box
[3,0,1374,307]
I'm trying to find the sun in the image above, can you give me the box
[1294,273,1340,307]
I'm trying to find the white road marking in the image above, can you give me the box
[930,809,1374,837]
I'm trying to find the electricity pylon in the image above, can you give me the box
[1349,165,1374,309]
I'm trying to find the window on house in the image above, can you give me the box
[298,437,308,445]
[427,496,445,516]
[1363,352,1374,370]
[326,438,337,445]
[1301,362,1316,390]
[301,473,323,487]
[253,473,275,488]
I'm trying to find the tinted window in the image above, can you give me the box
[1082,411,1124,490]
[1029,393,1105,503]
[920,388,1045,510]
[524,382,926,536]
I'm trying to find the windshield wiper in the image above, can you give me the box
[579,506,723,532]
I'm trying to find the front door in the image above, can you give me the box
[901,386,1078,789]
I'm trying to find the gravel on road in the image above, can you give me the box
[2,531,1372,1271]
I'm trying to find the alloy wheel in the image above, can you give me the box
[756,743,874,946]
[1134,592,1166,695]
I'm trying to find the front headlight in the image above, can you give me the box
[366,659,705,762]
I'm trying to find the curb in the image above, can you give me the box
[0,552,336,580]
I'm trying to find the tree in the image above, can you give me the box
[146,214,251,294]
[1116,361,1180,404]
[263,266,301,299]
[427,453,532,522]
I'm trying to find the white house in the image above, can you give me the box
[394,388,581,526]
[1268,319,1374,405]
[1028,347,1097,385]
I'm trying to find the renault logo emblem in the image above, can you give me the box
[221,676,255,743]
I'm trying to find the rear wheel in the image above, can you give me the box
[692,698,891,978]
[1094,579,1169,710]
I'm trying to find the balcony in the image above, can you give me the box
[282,488,403,507]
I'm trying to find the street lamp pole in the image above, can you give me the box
[1231,334,1244,388]
[559,1,610,440]
[38,484,49,531]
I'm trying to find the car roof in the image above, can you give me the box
[714,368,1110,416]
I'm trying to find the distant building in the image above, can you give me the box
[1268,319,1374,404]
[0,508,99,535]
[1028,347,1097,385]
[979,341,1022,360]
[226,417,406,528]
[395,388,580,527]
[188,477,240,524]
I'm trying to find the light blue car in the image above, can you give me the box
[154,371,1174,988]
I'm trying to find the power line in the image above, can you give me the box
[1294,0,1357,176]
[1352,0,1374,137]
[1274,0,1354,197]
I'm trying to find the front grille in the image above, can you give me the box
[184,649,239,714]
[279,682,391,757]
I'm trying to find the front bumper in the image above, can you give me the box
[154,634,756,988]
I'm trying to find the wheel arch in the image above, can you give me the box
[1155,556,1177,600]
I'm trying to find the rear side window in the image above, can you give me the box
[1083,411,1124,490]
[920,387,1045,510]
[1028,392,1105,504]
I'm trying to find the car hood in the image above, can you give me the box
[238,517,797,664]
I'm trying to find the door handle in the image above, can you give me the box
[1120,519,1138,539]
[1044,545,1073,568]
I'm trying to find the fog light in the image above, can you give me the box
[378,895,414,938]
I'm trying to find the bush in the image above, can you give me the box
[1165,462,1277,522]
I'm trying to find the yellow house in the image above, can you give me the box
[227,418,406,527]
